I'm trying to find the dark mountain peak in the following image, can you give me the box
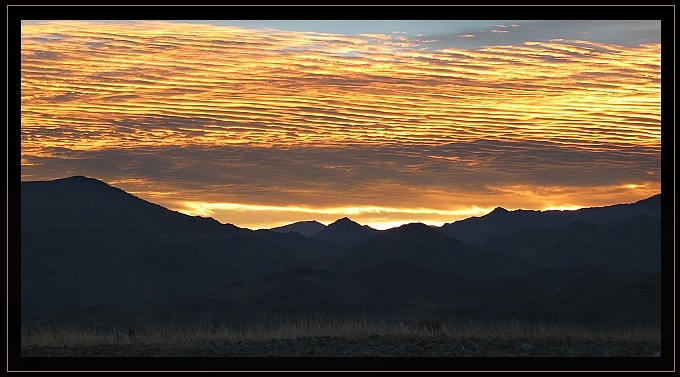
[58,175,107,184]
[291,220,323,226]
[22,176,128,202]
[373,222,458,244]
[36,175,111,189]
[488,206,509,215]
[392,222,440,234]
[270,220,326,237]
[21,175,245,236]
[311,217,379,248]
[66,175,94,180]
[334,216,357,225]
[62,175,90,181]
[327,217,364,229]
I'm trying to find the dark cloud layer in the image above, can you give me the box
[23,137,659,207]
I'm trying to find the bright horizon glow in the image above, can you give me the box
[171,200,494,230]
[20,19,661,230]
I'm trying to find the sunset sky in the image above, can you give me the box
[20,19,662,230]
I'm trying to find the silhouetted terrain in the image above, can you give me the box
[21,176,342,324]
[310,217,380,248]
[32,262,660,332]
[439,195,661,246]
[270,220,326,237]
[20,176,662,332]
[310,223,540,277]
[480,214,661,272]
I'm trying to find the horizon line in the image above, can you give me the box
[19,175,661,231]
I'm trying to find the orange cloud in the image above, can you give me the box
[20,21,661,229]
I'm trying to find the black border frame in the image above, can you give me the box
[6,4,675,373]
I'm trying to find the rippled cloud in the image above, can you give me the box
[20,20,661,229]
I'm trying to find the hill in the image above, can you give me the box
[309,217,380,248]
[270,220,326,237]
[20,176,342,324]
[439,194,661,246]
[311,222,540,276]
[479,214,661,272]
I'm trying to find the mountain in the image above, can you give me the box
[438,194,661,246]
[20,176,342,324]
[270,220,326,237]
[19,176,663,330]
[311,222,540,277]
[249,229,344,265]
[20,175,236,234]
[309,217,380,248]
[479,214,661,272]
[33,262,660,331]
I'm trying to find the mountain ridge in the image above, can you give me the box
[479,214,661,272]
[309,216,380,248]
[19,176,662,328]
[270,220,326,237]
[26,176,660,234]
[438,194,661,246]
[20,176,343,324]
[310,221,541,277]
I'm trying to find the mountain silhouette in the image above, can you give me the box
[270,220,326,237]
[309,217,380,248]
[250,229,344,265]
[20,176,342,324]
[311,222,540,276]
[488,206,510,216]
[21,175,235,233]
[439,194,661,246]
[480,214,661,272]
[20,176,662,330]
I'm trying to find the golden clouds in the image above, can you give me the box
[20,21,661,229]
[21,21,660,152]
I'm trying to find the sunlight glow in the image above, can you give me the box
[177,201,492,220]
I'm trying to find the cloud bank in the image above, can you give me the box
[20,20,661,229]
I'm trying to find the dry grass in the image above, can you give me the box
[21,316,661,349]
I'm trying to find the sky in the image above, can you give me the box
[20,19,661,230]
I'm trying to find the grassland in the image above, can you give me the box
[21,315,660,349]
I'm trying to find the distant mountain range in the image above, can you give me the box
[19,176,663,329]
[267,195,660,250]
[479,214,661,272]
[309,217,380,248]
[271,217,381,248]
[270,220,326,237]
[309,222,540,276]
[438,195,660,245]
